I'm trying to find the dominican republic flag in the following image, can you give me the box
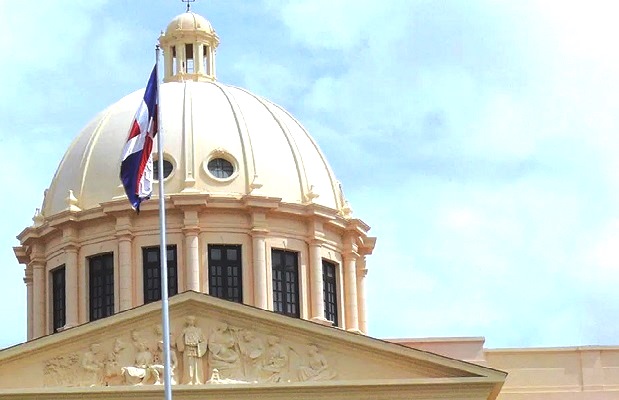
[120,65,158,211]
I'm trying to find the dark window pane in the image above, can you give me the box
[89,253,114,321]
[52,266,66,332]
[323,260,339,327]
[208,244,242,303]
[207,158,234,179]
[143,245,178,304]
[154,159,173,180]
[272,249,300,318]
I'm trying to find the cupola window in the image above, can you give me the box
[171,46,177,75]
[203,45,210,74]
[142,245,178,304]
[51,265,66,332]
[208,244,243,303]
[185,43,194,73]
[88,253,114,321]
[154,159,174,180]
[207,158,234,179]
[322,260,339,327]
[272,249,300,318]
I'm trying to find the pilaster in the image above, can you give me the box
[115,214,133,311]
[251,211,269,310]
[183,208,201,292]
[343,235,360,333]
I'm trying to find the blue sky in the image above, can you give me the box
[1,0,618,349]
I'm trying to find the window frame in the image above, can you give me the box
[207,244,243,303]
[142,245,178,304]
[271,248,300,318]
[51,265,66,332]
[88,253,114,322]
[322,259,339,327]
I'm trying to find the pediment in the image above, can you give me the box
[0,292,505,398]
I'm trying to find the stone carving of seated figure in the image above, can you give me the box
[260,335,288,383]
[122,342,159,385]
[208,323,240,379]
[297,344,336,382]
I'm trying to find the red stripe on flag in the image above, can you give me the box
[127,119,142,141]
[134,135,154,192]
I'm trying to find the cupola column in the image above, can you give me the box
[23,269,33,340]
[115,215,134,311]
[309,240,330,323]
[343,234,360,332]
[62,225,79,329]
[252,233,268,309]
[64,245,79,328]
[251,211,269,310]
[31,259,46,338]
[356,256,368,334]
[183,209,201,292]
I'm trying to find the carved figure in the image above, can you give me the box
[176,315,206,384]
[152,340,179,385]
[297,345,336,381]
[103,339,126,385]
[239,329,264,380]
[208,322,240,379]
[122,341,158,385]
[261,335,288,383]
[81,343,104,386]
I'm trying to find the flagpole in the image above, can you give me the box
[155,44,174,400]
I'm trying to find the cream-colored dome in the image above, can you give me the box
[165,11,215,36]
[42,81,345,217]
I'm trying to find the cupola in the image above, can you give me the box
[159,11,220,82]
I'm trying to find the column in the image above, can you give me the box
[78,252,87,324]
[343,252,359,332]
[117,234,133,311]
[252,233,267,309]
[64,246,79,328]
[183,209,201,292]
[23,270,33,340]
[31,262,45,338]
[356,257,368,334]
[309,240,327,323]
[185,230,200,292]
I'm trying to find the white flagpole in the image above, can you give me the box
[155,45,174,400]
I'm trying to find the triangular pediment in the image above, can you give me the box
[0,292,505,399]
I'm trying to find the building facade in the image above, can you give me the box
[2,8,618,400]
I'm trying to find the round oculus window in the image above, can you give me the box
[207,158,234,179]
[153,159,173,180]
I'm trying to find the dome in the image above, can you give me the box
[42,81,346,217]
[165,11,215,36]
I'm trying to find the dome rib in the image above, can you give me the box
[266,100,342,209]
[211,82,256,194]
[232,86,308,203]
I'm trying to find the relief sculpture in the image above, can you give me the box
[43,353,80,387]
[152,340,179,384]
[176,315,206,384]
[238,329,264,381]
[207,323,241,379]
[41,314,338,388]
[81,343,105,386]
[297,344,336,381]
[260,335,289,383]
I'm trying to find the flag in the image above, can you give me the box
[120,65,158,211]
